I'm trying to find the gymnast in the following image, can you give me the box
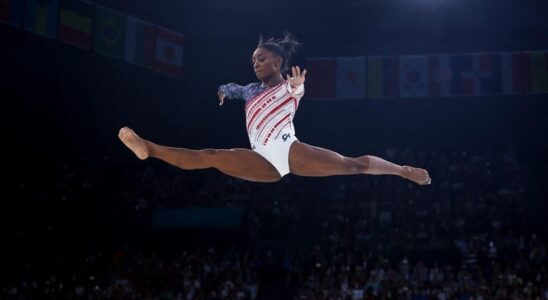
[119,33,431,185]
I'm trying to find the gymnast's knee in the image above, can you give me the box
[350,156,370,173]
[200,148,217,154]
[199,148,220,160]
[199,148,239,166]
[191,149,218,167]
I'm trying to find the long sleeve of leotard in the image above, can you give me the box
[218,83,246,101]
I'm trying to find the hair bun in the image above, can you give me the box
[257,32,302,72]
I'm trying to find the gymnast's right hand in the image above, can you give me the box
[218,91,226,106]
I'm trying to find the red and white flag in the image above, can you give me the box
[154,26,183,78]
[399,55,428,98]
[428,54,452,97]
[336,57,366,99]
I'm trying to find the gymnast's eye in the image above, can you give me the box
[252,57,265,64]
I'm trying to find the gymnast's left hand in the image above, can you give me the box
[286,66,307,88]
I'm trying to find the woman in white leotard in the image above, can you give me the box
[119,33,431,185]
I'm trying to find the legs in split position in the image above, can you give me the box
[119,127,431,185]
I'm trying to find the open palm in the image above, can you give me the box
[286,66,307,88]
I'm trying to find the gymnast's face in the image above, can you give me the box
[252,47,282,82]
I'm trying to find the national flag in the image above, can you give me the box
[0,0,24,28]
[449,54,478,96]
[24,0,58,38]
[428,54,452,97]
[336,57,365,99]
[531,51,548,93]
[477,53,502,95]
[94,6,126,59]
[305,58,336,99]
[511,52,532,94]
[501,52,514,94]
[154,26,183,78]
[367,56,399,99]
[58,0,93,49]
[125,16,155,68]
[399,55,428,98]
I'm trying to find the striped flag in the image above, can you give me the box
[512,52,532,94]
[125,16,156,68]
[428,55,452,97]
[0,0,24,28]
[24,0,58,38]
[58,0,93,49]
[336,57,366,99]
[154,26,183,78]
[305,58,336,99]
[399,55,428,98]
[367,56,399,99]
[94,6,126,59]
[449,54,478,96]
[501,53,513,94]
[531,51,548,93]
[477,53,502,95]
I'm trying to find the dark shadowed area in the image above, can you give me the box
[1,0,547,299]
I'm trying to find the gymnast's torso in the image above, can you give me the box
[218,81,304,149]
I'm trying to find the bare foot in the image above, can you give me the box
[118,127,149,160]
[401,166,431,185]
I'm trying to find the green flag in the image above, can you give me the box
[94,6,126,59]
[531,51,548,93]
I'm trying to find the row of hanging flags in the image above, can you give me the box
[0,0,184,78]
[307,52,548,99]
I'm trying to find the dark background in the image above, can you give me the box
[1,0,547,298]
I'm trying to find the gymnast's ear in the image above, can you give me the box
[274,56,283,68]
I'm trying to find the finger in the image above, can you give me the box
[218,92,225,106]
[296,66,301,77]
[286,74,291,81]
[292,66,296,77]
[301,69,307,78]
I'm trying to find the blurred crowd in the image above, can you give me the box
[2,146,547,299]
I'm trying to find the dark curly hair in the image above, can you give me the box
[257,32,301,73]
